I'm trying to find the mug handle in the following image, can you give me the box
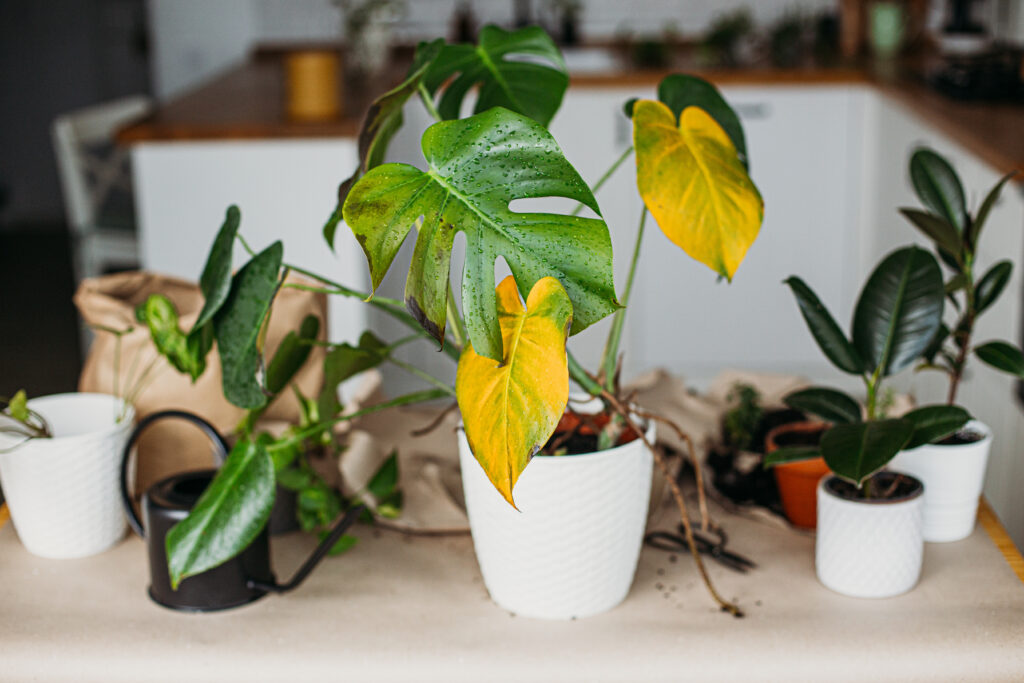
[119,410,230,537]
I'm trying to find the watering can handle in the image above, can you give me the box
[119,410,231,537]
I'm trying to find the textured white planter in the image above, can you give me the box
[0,393,133,558]
[458,420,654,620]
[890,420,992,543]
[816,475,924,598]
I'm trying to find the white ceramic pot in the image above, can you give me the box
[889,420,992,543]
[816,474,924,598]
[0,393,133,558]
[458,420,654,620]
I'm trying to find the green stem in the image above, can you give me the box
[387,356,456,396]
[599,207,646,390]
[571,146,634,216]
[568,350,604,397]
[419,83,443,122]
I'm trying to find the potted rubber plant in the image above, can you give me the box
[889,148,1023,542]
[766,245,970,597]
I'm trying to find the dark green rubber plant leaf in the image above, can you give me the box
[901,405,971,450]
[975,341,1024,378]
[898,208,962,259]
[213,241,283,409]
[852,246,944,377]
[975,260,1013,314]
[422,24,568,127]
[784,387,862,424]
[324,40,444,250]
[166,438,275,589]
[969,171,1016,248]
[265,314,320,395]
[342,107,618,362]
[192,205,241,332]
[318,331,388,419]
[138,294,207,381]
[783,276,865,374]
[821,419,914,488]
[920,323,950,365]
[656,74,748,169]
[764,446,820,468]
[909,148,968,235]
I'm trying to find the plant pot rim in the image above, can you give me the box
[901,418,991,452]
[820,472,924,506]
[1,393,133,451]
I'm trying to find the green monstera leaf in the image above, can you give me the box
[343,107,618,362]
[422,25,568,127]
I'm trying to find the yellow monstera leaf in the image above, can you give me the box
[634,99,764,281]
[456,275,572,507]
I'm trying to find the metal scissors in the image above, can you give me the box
[644,524,757,573]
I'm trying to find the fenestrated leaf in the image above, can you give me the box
[821,419,914,488]
[324,40,444,250]
[634,100,763,281]
[969,171,1016,248]
[656,74,748,169]
[192,205,241,333]
[456,276,572,507]
[317,331,388,419]
[166,439,275,589]
[213,242,283,409]
[764,446,820,467]
[343,107,617,362]
[910,149,968,235]
[852,246,944,377]
[902,405,971,449]
[422,25,568,126]
[265,315,320,395]
[783,276,865,374]
[784,387,861,424]
[975,341,1024,378]
[139,294,207,381]
[975,260,1013,314]
[898,208,962,258]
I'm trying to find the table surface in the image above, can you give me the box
[2,493,1023,682]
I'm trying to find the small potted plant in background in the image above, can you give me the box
[889,148,1023,542]
[768,245,970,597]
[764,417,830,529]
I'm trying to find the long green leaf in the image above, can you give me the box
[213,242,283,409]
[920,323,950,365]
[265,314,320,395]
[166,439,275,589]
[821,419,914,488]
[656,74,748,169]
[343,107,618,362]
[784,387,861,424]
[975,260,1013,314]
[969,171,1016,248]
[318,331,388,420]
[764,446,820,467]
[852,246,944,377]
[975,341,1024,378]
[192,206,241,333]
[898,208,962,257]
[901,405,971,449]
[783,276,864,374]
[909,149,967,235]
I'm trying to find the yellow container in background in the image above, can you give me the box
[285,50,342,122]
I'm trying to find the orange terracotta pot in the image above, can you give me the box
[766,421,830,529]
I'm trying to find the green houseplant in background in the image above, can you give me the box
[766,245,969,597]
[889,148,1023,542]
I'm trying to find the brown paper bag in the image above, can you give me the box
[74,271,326,494]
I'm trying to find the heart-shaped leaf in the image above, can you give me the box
[852,246,944,377]
[910,149,967,235]
[783,277,865,374]
[898,208,962,259]
[343,107,618,362]
[214,241,283,409]
[318,331,388,419]
[975,260,1013,314]
[975,341,1024,378]
[821,419,914,488]
[901,405,971,449]
[784,387,861,424]
[166,438,275,589]
[656,74,748,168]
[192,205,241,332]
[764,446,820,467]
[456,276,572,507]
[969,171,1016,248]
[634,99,763,281]
[422,25,568,127]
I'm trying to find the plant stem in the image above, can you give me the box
[947,261,976,406]
[599,207,647,391]
[418,83,443,122]
[571,146,634,216]
[567,350,605,397]
[387,356,456,396]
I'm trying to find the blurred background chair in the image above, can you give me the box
[51,95,152,283]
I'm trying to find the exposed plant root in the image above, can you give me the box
[411,401,459,437]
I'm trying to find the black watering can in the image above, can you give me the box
[120,410,362,612]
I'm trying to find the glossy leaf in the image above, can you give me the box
[139,294,207,381]
[975,260,1013,314]
[764,446,820,467]
[343,107,617,362]
[656,74,748,168]
[852,246,944,377]
[166,439,275,589]
[318,331,388,419]
[784,387,861,424]
[821,419,914,488]
[975,341,1024,378]
[898,208,961,258]
[265,315,320,395]
[902,405,971,449]
[969,171,1016,248]
[921,323,950,364]
[422,25,568,126]
[456,276,572,506]
[213,242,283,409]
[192,205,241,333]
[634,100,763,281]
[909,149,967,235]
[783,277,865,374]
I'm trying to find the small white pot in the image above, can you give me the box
[889,420,992,542]
[458,420,654,620]
[816,474,924,598]
[0,393,133,558]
